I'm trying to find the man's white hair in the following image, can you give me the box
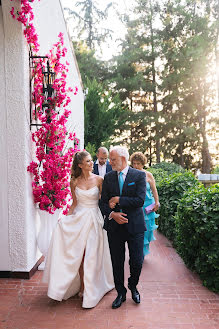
[110,145,129,161]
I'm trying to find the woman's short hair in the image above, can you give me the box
[71,151,90,179]
[110,146,129,161]
[130,152,147,167]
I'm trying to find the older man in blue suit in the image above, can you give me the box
[100,146,146,309]
[93,147,112,178]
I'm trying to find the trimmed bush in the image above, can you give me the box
[147,168,168,187]
[175,184,219,293]
[151,162,185,176]
[158,172,200,242]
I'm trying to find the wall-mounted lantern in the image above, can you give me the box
[29,52,56,129]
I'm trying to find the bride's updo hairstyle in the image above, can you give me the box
[71,151,90,179]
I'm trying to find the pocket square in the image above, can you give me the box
[128,182,135,186]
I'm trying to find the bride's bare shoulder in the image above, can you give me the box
[92,174,103,189]
[97,175,103,183]
[92,173,103,181]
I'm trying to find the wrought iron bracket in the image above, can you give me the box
[29,52,56,130]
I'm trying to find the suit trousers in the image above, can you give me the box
[107,225,144,295]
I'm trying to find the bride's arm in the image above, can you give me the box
[67,179,77,215]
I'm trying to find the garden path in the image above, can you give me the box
[0,231,218,329]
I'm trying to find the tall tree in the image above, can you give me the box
[65,2,127,152]
[73,41,109,82]
[84,78,126,150]
[110,0,162,163]
[159,0,216,172]
[65,0,113,50]
[209,0,219,105]
[135,0,162,162]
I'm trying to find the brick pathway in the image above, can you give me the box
[0,231,219,329]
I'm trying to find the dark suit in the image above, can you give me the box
[93,160,112,176]
[100,167,146,295]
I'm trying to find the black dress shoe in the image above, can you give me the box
[112,294,126,309]
[128,284,140,304]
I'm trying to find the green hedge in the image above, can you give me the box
[147,168,168,187]
[175,184,219,292]
[157,172,200,242]
[151,162,185,176]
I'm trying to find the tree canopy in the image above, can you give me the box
[65,0,218,172]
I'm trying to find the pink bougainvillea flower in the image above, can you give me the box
[10,0,79,214]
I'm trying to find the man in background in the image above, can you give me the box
[93,147,112,178]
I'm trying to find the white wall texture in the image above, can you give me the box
[32,0,84,146]
[0,0,84,272]
[0,6,10,271]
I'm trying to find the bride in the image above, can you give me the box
[43,151,114,308]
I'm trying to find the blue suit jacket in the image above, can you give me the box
[93,160,112,176]
[100,167,146,234]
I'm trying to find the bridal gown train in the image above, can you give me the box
[42,186,114,308]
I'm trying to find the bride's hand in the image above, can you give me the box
[109,196,119,209]
[67,207,74,216]
[109,200,116,209]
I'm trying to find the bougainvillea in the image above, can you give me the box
[10,0,79,214]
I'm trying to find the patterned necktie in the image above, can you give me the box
[119,171,124,195]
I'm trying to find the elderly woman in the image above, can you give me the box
[130,152,159,257]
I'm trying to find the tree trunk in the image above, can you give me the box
[149,0,160,163]
[130,96,135,143]
[215,20,219,106]
[201,136,212,173]
[179,143,184,168]
[199,98,212,173]
[148,136,152,167]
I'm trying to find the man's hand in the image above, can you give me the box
[109,196,120,209]
[111,212,128,224]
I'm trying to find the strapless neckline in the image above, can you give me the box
[75,185,99,192]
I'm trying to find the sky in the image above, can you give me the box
[60,0,134,60]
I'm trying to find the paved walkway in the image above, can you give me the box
[0,231,218,329]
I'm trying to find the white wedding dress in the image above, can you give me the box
[42,186,114,308]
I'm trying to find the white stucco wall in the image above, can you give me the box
[0,6,10,271]
[32,0,84,147]
[0,0,84,272]
[0,0,36,272]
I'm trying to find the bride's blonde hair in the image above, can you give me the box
[71,151,90,180]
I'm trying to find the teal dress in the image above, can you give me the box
[143,181,159,256]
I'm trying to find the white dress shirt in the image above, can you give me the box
[118,165,129,183]
[96,159,107,178]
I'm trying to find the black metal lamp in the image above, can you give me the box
[29,53,56,129]
[42,60,56,98]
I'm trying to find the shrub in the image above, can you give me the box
[151,162,185,176]
[85,142,96,159]
[158,172,200,242]
[175,184,219,292]
[212,166,219,174]
[146,168,168,187]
